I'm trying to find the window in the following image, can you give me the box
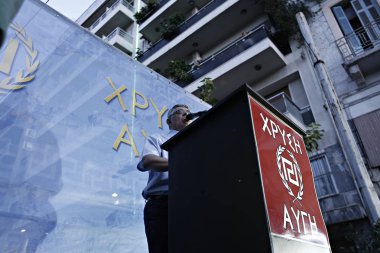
[310,154,338,198]
[332,0,380,55]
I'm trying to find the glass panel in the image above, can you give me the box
[369,8,380,19]
[311,158,325,177]
[320,176,335,195]
[359,12,371,24]
[0,0,209,252]
[352,0,363,10]
[314,178,322,195]
[371,0,380,14]
[310,156,336,197]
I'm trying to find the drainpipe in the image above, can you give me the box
[296,12,380,224]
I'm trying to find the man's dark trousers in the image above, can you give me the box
[144,198,168,253]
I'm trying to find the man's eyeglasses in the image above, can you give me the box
[169,108,190,117]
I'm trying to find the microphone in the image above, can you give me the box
[186,110,208,121]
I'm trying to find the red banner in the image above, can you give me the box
[249,96,329,246]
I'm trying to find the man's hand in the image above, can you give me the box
[140,154,169,172]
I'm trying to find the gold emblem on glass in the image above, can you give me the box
[0,23,39,93]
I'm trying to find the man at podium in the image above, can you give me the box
[137,104,190,253]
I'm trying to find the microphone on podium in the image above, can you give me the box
[186,110,208,121]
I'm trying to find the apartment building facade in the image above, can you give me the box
[79,0,380,251]
[77,0,140,56]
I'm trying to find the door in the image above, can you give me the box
[351,0,380,46]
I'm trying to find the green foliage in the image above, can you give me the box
[134,0,157,24]
[338,219,380,252]
[135,48,144,59]
[159,12,185,39]
[198,78,218,105]
[372,219,380,250]
[259,0,313,43]
[304,123,324,152]
[164,59,193,83]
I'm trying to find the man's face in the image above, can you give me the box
[167,106,190,131]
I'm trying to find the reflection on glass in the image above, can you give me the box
[0,0,209,252]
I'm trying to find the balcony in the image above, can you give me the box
[267,92,306,128]
[184,25,286,99]
[103,27,134,55]
[335,18,380,76]
[138,0,265,68]
[136,0,170,25]
[189,26,267,82]
[138,0,227,62]
[139,0,215,43]
[89,0,135,36]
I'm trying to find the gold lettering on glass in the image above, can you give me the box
[104,77,128,111]
[132,89,148,116]
[149,98,167,129]
[113,124,139,157]
[141,129,148,139]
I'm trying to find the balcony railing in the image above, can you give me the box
[138,0,170,25]
[187,25,268,83]
[104,27,134,44]
[335,18,380,61]
[138,0,227,62]
[267,92,304,124]
[90,0,135,30]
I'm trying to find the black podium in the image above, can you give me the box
[162,85,331,253]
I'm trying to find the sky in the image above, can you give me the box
[41,0,96,21]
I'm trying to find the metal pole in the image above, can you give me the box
[296,12,380,224]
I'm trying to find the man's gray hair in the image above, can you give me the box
[167,104,189,119]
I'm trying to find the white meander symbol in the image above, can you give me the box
[281,156,299,187]
[276,145,304,202]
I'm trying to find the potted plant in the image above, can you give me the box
[159,12,185,40]
[164,59,193,83]
[198,77,218,105]
[134,0,157,24]
[304,123,324,152]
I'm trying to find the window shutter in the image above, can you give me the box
[353,109,380,167]
[332,6,363,53]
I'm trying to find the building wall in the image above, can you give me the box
[309,0,380,204]
[316,144,367,224]
[250,25,371,225]
[77,0,139,57]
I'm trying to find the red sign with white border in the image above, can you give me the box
[248,95,330,247]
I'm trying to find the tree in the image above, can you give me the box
[198,77,218,105]
[304,122,324,152]
[164,59,193,83]
[159,12,185,39]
